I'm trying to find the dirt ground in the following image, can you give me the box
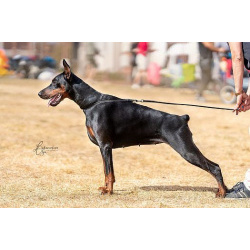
[0,78,250,208]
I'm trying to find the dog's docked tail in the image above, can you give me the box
[181,114,190,122]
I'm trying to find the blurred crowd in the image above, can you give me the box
[1,42,250,104]
[0,50,57,80]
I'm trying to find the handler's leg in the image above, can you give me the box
[226,169,250,198]
[243,169,250,191]
[98,144,115,195]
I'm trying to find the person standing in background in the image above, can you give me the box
[129,42,139,84]
[85,42,99,82]
[132,42,155,88]
[197,42,226,102]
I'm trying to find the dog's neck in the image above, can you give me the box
[70,75,102,110]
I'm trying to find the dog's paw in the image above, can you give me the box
[215,189,226,198]
[98,186,113,195]
[98,186,108,195]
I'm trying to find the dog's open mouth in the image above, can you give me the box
[48,94,62,107]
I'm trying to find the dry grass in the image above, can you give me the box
[0,78,250,208]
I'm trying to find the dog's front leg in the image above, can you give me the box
[98,144,115,195]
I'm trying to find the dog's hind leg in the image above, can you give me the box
[98,144,115,195]
[161,123,227,198]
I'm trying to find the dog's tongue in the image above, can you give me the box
[48,95,58,107]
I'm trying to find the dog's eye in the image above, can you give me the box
[53,82,61,88]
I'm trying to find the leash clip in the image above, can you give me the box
[133,99,144,103]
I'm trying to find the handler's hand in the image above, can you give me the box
[242,94,250,112]
[234,92,248,115]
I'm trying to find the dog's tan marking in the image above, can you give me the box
[44,85,71,100]
[86,126,96,139]
[216,182,227,198]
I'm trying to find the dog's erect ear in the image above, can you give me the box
[63,59,71,79]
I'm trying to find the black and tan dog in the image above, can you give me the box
[38,59,227,197]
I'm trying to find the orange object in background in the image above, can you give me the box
[0,49,9,68]
[0,49,9,75]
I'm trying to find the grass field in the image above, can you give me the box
[0,78,250,208]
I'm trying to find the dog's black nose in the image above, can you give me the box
[38,91,42,97]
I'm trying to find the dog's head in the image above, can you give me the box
[38,59,73,107]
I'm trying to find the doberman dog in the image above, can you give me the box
[38,59,227,197]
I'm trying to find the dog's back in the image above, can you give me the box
[85,99,188,148]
